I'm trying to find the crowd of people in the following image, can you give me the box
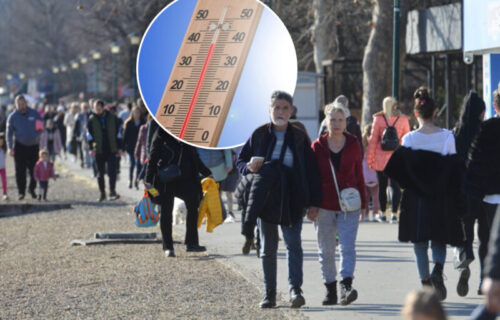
[1,84,499,318]
[234,87,499,318]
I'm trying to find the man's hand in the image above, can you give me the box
[307,206,319,222]
[8,149,14,157]
[118,150,125,157]
[359,209,367,222]
[90,150,96,157]
[226,167,232,173]
[483,278,500,313]
[246,161,263,173]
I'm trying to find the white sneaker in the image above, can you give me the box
[2,194,8,200]
[368,212,374,222]
[225,216,235,223]
[375,214,387,223]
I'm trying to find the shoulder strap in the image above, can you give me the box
[392,116,400,126]
[382,115,390,127]
[328,158,341,199]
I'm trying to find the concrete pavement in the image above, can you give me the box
[58,155,485,319]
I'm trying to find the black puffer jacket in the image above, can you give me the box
[464,117,500,198]
[236,123,321,227]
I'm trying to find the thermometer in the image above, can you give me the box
[155,0,264,147]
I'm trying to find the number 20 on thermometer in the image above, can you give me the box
[155,0,264,147]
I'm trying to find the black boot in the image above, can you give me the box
[457,266,470,297]
[289,287,305,308]
[430,262,447,300]
[322,282,337,305]
[339,278,358,306]
[259,289,276,308]
[421,277,432,288]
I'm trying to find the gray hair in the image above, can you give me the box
[334,95,349,109]
[324,101,347,118]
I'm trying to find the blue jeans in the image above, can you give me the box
[314,208,361,283]
[127,151,142,183]
[413,241,447,280]
[258,218,303,291]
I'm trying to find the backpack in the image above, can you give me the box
[134,192,160,227]
[381,115,400,151]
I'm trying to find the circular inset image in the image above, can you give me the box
[138,0,297,149]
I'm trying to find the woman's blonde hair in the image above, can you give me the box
[324,101,347,118]
[401,290,447,320]
[382,96,397,118]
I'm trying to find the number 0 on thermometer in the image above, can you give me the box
[156,0,264,147]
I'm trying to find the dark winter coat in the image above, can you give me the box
[123,119,145,153]
[485,206,500,279]
[145,129,211,195]
[384,146,467,246]
[236,123,322,227]
[464,117,500,199]
[312,132,367,211]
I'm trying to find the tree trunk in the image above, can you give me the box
[311,0,338,107]
[361,0,394,127]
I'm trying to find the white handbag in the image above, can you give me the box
[328,159,361,213]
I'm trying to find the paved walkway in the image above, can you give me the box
[56,155,485,319]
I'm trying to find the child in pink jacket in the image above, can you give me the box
[362,124,380,221]
[34,149,56,201]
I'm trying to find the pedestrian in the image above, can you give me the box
[480,205,500,316]
[54,105,67,157]
[236,90,321,309]
[6,94,43,200]
[0,132,8,200]
[401,289,447,320]
[134,114,150,184]
[118,102,133,124]
[122,106,145,189]
[451,91,492,298]
[33,149,56,201]
[366,96,410,223]
[384,87,466,301]
[318,95,362,151]
[219,147,242,221]
[308,102,366,306]
[464,82,500,297]
[43,104,56,124]
[362,124,379,222]
[39,119,63,162]
[78,102,92,168]
[64,102,80,162]
[144,128,212,257]
[87,100,123,201]
[197,148,234,220]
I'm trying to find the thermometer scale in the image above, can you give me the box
[155,0,264,147]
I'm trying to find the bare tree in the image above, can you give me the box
[361,0,394,127]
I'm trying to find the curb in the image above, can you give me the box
[0,202,72,217]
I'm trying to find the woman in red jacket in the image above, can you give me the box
[308,102,367,306]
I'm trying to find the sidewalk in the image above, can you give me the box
[58,154,485,319]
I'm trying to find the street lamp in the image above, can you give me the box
[90,50,101,95]
[110,42,121,101]
[52,66,60,104]
[60,65,67,73]
[19,73,25,80]
[128,32,141,98]
[79,55,88,65]
[71,60,80,96]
